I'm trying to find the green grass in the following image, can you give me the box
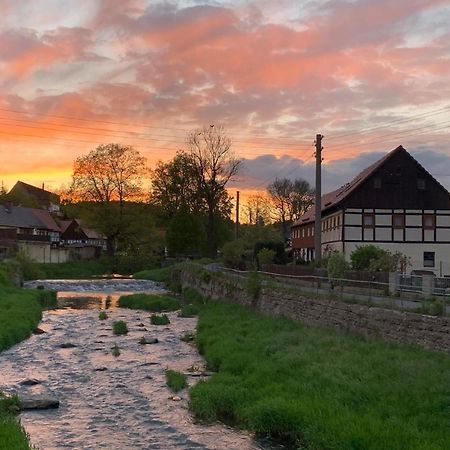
[165,369,187,392]
[32,260,112,280]
[150,314,170,325]
[118,293,180,312]
[133,267,170,283]
[111,344,121,357]
[0,264,48,450]
[112,320,128,335]
[178,304,200,317]
[189,301,450,450]
[98,311,108,320]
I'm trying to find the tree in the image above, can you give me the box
[69,143,147,256]
[267,178,314,238]
[350,245,410,272]
[243,193,271,225]
[187,125,241,257]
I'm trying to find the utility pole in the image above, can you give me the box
[235,190,240,239]
[314,134,323,262]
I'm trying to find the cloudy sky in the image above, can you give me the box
[1,0,449,196]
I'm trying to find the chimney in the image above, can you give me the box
[42,183,45,190]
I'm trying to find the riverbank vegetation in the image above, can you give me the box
[118,293,180,312]
[133,267,171,283]
[150,314,170,325]
[165,370,187,393]
[190,301,450,450]
[112,320,128,335]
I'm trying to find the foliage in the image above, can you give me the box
[243,193,272,225]
[12,252,44,281]
[166,206,206,257]
[183,287,205,305]
[179,303,200,317]
[112,320,128,335]
[257,248,276,265]
[267,177,314,237]
[254,241,286,265]
[111,344,121,357]
[68,143,148,256]
[416,298,445,316]
[133,267,170,284]
[165,369,187,392]
[150,314,170,325]
[327,252,349,282]
[190,301,450,449]
[118,293,180,312]
[98,311,108,320]
[245,272,262,300]
[351,245,410,272]
[221,239,249,269]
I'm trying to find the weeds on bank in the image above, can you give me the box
[98,311,108,320]
[189,301,450,450]
[118,293,180,312]
[165,370,187,392]
[111,344,121,357]
[112,320,128,335]
[150,314,170,325]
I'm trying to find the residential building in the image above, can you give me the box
[8,181,60,213]
[291,146,450,275]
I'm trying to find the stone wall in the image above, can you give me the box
[179,269,450,353]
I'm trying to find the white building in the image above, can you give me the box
[291,146,450,275]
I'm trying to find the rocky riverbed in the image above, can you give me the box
[0,281,275,450]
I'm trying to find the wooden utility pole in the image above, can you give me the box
[314,134,323,262]
[235,190,240,239]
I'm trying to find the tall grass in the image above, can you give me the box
[118,293,180,312]
[33,259,112,280]
[190,301,450,449]
[133,267,170,283]
[165,370,187,392]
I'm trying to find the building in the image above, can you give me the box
[291,146,450,275]
[8,181,60,213]
[0,203,68,263]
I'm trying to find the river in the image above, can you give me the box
[0,279,280,450]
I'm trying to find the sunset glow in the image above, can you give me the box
[1,0,450,195]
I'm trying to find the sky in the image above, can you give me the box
[0,0,450,198]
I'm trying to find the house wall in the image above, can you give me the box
[18,242,70,263]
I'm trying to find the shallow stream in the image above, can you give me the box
[0,279,279,450]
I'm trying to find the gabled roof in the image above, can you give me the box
[10,181,60,206]
[0,204,61,231]
[292,145,450,226]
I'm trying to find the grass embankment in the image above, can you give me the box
[32,259,112,280]
[0,263,55,449]
[118,293,180,311]
[190,302,450,450]
[133,267,171,283]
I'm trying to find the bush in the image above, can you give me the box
[133,267,170,283]
[327,252,349,284]
[150,314,170,325]
[165,369,187,392]
[254,240,287,265]
[113,320,128,335]
[111,344,120,357]
[245,271,261,299]
[118,293,180,312]
[350,245,410,272]
[183,287,204,305]
[257,248,276,265]
[179,304,200,317]
[99,311,108,320]
[222,239,248,269]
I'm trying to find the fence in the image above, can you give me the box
[221,266,449,317]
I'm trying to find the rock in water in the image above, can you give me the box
[19,394,60,410]
[139,337,158,345]
[19,379,42,386]
[59,342,77,348]
[33,328,46,335]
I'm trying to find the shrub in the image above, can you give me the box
[99,311,108,320]
[178,304,200,317]
[327,252,349,284]
[165,369,187,392]
[222,239,248,269]
[350,245,410,272]
[183,287,204,305]
[112,320,128,335]
[111,344,120,357]
[118,293,180,312]
[150,314,170,325]
[245,271,261,299]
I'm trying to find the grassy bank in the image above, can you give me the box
[190,301,450,450]
[133,267,171,283]
[0,263,54,450]
[33,259,112,280]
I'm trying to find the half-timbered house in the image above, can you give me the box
[291,146,450,275]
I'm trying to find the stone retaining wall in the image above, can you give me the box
[179,269,450,353]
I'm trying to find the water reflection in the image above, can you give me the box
[56,292,122,310]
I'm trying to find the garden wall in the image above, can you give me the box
[179,268,450,353]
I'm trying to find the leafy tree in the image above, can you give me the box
[267,178,314,238]
[327,252,349,285]
[69,143,147,256]
[350,245,410,272]
[243,193,271,225]
[166,206,206,257]
[187,125,241,257]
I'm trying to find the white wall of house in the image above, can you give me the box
[18,242,70,263]
[344,242,450,276]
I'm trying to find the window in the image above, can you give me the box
[392,214,404,229]
[363,213,375,228]
[374,177,382,189]
[417,179,426,190]
[423,214,435,230]
[423,252,435,268]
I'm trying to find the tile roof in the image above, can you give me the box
[0,204,61,231]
